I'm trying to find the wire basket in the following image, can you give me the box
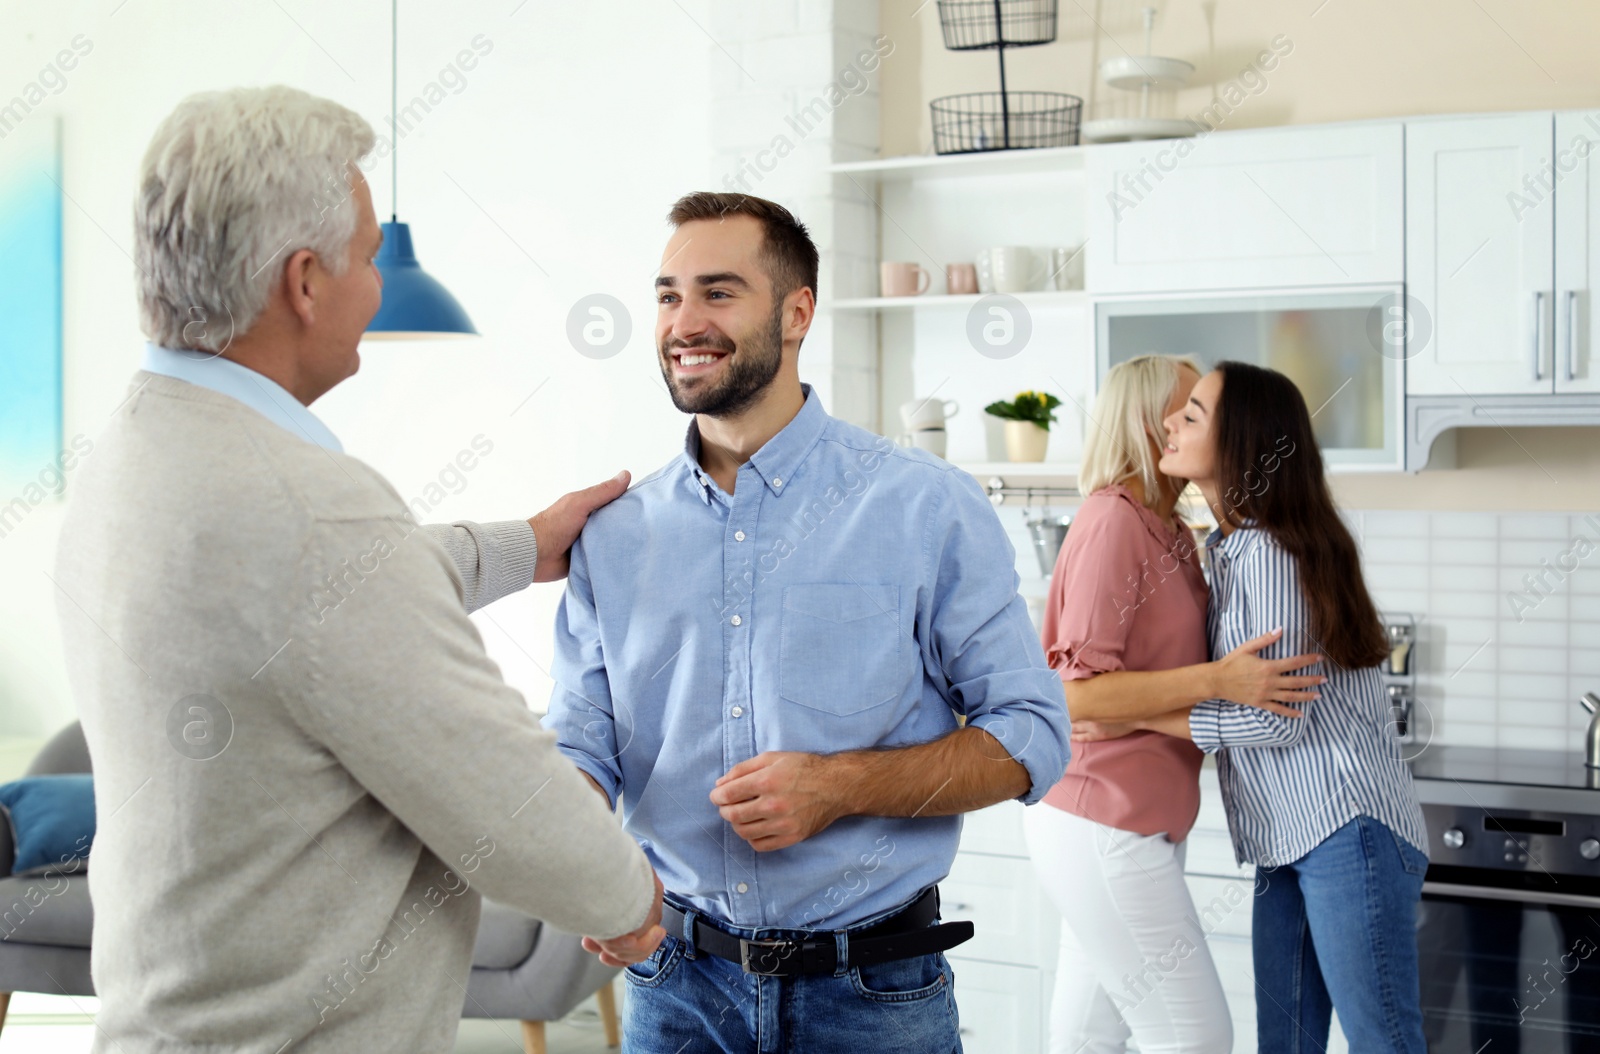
[930,91,1082,154]
[937,0,1059,50]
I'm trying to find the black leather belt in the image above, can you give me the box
[660,886,974,977]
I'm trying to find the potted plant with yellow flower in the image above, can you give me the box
[984,390,1063,462]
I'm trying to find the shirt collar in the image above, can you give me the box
[1207,521,1259,559]
[680,384,829,503]
[140,343,343,453]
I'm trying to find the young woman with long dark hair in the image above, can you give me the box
[1074,360,1429,1052]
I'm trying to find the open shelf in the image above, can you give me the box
[959,460,1078,475]
[958,461,1080,483]
[829,144,1090,181]
[958,462,1082,504]
[829,290,1089,312]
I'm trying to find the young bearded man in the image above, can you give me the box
[543,192,1071,1053]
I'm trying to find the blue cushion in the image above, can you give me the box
[0,775,95,876]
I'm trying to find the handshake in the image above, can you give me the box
[583,869,667,967]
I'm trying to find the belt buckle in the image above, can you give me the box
[739,937,799,976]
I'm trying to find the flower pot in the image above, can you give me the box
[1004,420,1050,462]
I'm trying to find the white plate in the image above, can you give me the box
[1081,117,1199,143]
[1099,54,1194,90]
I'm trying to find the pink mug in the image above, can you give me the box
[880,261,930,298]
[946,262,978,295]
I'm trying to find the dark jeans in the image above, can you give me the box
[621,896,962,1054]
[1253,815,1429,1053]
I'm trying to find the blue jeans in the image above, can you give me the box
[1253,815,1429,1053]
[621,895,962,1054]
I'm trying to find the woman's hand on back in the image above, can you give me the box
[1209,628,1322,717]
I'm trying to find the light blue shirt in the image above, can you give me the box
[140,343,343,452]
[542,387,1070,929]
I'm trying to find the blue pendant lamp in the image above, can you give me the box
[364,0,477,339]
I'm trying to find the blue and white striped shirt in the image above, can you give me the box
[1189,525,1427,868]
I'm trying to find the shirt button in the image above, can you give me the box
[731,706,744,717]
[730,615,742,626]
[736,883,749,894]
[734,530,746,541]
[773,477,783,488]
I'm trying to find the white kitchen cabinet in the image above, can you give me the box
[1086,122,1404,293]
[1406,113,1556,395]
[1554,111,1600,394]
[1096,286,1407,470]
[943,851,1054,966]
[948,800,1058,1052]
[948,959,1044,1052]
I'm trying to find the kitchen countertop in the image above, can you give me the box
[1408,744,1600,813]
[1410,744,1600,790]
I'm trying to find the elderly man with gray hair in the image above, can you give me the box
[53,86,664,1052]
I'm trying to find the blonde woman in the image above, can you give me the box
[1023,355,1324,1054]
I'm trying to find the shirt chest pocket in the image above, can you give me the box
[778,583,905,716]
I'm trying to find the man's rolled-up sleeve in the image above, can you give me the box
[540,535,625,809]
[921,470,1070,804]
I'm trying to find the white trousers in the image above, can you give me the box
[1022,805,1233,1054]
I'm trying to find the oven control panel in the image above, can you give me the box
[1423,802,1600,876]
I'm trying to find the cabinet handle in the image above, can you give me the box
[1566,289,1580,383]
[1532,290,1546,382]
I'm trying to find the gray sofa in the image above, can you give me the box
[0,723,621,1053]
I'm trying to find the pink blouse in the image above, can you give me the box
[1039,485,1208,841]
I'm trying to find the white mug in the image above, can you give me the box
[900,397,959,431]
[977,247,1046,294]
[1048,245,1085,291]
[899,429,947,458]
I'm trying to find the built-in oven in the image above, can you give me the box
[1413,747,1600,1053]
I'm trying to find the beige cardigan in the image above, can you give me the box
[55,373,653,1053]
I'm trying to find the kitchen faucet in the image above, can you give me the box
[1581,693,1600,769]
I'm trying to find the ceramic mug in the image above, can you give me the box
[977,246,1047,294]
[900,397,959,431]
[946,262,979,296]
[880,261,930,298]
[1048,245,1085,291]
[899,429,947,458]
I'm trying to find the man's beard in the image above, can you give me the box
[659,305,784,418]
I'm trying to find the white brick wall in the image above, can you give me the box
[703,0,883,429]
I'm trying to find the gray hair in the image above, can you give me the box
[135,86,376,351]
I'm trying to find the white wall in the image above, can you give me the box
[0,0,720,736]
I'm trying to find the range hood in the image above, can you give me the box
[1406,394,1600,471]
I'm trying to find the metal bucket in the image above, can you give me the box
[1026,514,1072,578]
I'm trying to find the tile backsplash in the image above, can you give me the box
[1352,510,1599,753]
[998,505,1600,754]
